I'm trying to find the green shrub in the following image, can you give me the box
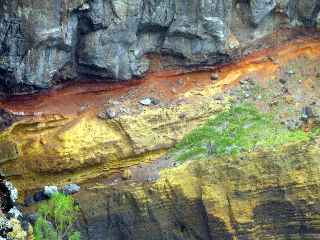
[172,104,311,162]
[34,193,80,240]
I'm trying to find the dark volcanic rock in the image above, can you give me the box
[287,0,320,26]
[250,0,277,25]
[0,0,81,92]
[0,109,15,131]
[0,0,320,94]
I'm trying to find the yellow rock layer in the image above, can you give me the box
[0,86,230,195]
[78,141,320,239]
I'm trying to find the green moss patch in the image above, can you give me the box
[171,104,311,162]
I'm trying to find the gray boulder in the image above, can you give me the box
[44,185,59,198]
[63,183,80,195]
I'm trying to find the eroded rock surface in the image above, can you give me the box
[77,141,320,239]
[0,35,319,196]
[0,0,320,93]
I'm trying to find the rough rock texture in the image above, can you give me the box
[0,0,320,93]
[0,0,83,93]
[0,36,319,196]
[0,94,229,194]
[287,0,320,26]
[250,0,277,25]
[0,109,15,132]
[77,141,320,239]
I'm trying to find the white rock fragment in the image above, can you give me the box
[8,207,22,218]
[79,3,90,11]
[63,184,80,195]
[44,186,59,198]
[139,98,152,106]
[4,181,18,202]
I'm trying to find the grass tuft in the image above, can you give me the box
[171,104,311,162]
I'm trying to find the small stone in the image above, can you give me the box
[210,73,219,81]
[151,98,160,105]
[239,79,246,85]
[286,70,295,75]
[33,191,48,202]
[97,111,105,119]
[171,88,177,94]
[63,183,80,195]
[301,106,313,121]
[79,105,87,113]
[121,169,132,180]
[279,78,287,84]
[244,92,250,98]
[105,108,117,119]
[8,207,22,218]
[44,186,58,198]
[139,98,152,106]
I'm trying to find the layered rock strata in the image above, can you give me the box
[0,35,319,197]
[77,141,320,239]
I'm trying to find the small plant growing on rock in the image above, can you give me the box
[34,193,80,240]
[172,104,311,161]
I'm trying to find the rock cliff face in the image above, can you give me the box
[0,34,319,196]
[0,0,319,93]
[77,142,320,239]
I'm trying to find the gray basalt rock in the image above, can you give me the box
[0,0,320,94]
[249,0,277,25]
[0,0,84,92]
[78,20,141,80]
[286,0,320,26]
